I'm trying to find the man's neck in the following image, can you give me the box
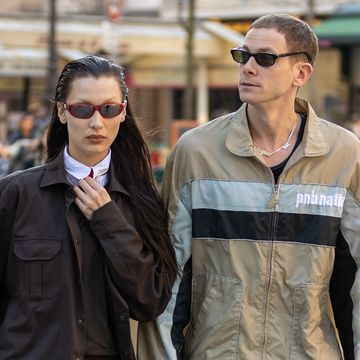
[246,103,302,167]
[247,103,297,140]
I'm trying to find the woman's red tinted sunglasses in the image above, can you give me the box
[63,102,126,119]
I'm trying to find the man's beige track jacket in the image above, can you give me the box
[138,98,360,360]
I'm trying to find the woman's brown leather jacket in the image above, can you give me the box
[0,153,173,359]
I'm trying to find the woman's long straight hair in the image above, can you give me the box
[46,55,178,285]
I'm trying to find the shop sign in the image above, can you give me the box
[36,35,100,53]
[0,59,46,77]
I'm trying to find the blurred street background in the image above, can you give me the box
[0,0,360,177]
[0,0,359,182]
[1,0,360,351]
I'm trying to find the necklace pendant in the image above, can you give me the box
[260,149,273,157]
[282,142,290,150]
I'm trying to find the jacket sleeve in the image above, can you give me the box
[89,198,173,322]
[336,162,360,360]
[0,193,8,321]
[137,143,193,360]
[0,179,16,324]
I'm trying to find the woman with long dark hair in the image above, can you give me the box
[0,55,177,359]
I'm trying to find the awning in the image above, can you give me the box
[200,21,244,46]
[0,46,89,77]
[0,47,47,76]
[314,16,360,45]
[58,48,90,61]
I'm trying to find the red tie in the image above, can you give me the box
[88,168,94,178]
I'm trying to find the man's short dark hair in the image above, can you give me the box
[249,13,319,65]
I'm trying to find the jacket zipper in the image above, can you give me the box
[253,148,302,358]
[262,181,280,358]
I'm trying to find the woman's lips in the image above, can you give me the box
[87,135,106,142]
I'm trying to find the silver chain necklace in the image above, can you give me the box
[253,119,298,157]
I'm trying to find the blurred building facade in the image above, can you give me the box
[161,0,348,19]
[161,0,360,125]
[0,0,359,146]
[0,0,244,145]
[314,3,360,119]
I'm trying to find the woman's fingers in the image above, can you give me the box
[73,177,111,219]
[74,195,92,220]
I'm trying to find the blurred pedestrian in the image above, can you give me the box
[0,55,177,359]
[138,14,360,360]
[346,112,360,139]
[4,111,38,171]
[7,112,35,145]
[31,122,49,166]
[0,142,11,178]
[28,100,50,137]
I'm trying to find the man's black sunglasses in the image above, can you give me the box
[230,48,311,67]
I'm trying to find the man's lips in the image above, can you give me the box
[240,81,259,87]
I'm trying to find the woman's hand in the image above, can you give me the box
[73,177,111,220]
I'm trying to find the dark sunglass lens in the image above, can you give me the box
[256,53,276,67]
[231,50,247,64]
[231,50,238,63]
[100,104,123,118]
[70,104,93,118]
[237,50,250,63]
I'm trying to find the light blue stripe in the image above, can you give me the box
[281,184,346,218]
[184,179,346,218]
[187,179,274,212]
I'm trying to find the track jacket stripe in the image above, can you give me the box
[340,191,360,358]
[193,208,340,246]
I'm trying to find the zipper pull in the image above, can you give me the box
[268,187,280,209]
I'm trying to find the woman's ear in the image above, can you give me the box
[120,103,127,123]
[57,102,67,124]
[120,111,126,123]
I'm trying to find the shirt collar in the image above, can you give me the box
[40,151,129,196]
[63,146,111,186]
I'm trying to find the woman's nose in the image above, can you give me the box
[89,110,104,129]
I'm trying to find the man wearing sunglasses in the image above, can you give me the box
[138,13,360,360]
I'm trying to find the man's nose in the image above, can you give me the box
[241,56,258,73]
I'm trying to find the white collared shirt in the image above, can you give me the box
[63,146,111,187]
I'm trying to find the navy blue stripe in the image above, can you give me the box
[192,209,340,246]
[193,208,270,241]
[277,212,340,246]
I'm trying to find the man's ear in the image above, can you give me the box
[293,62,313,87]
[57,102,67,124]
